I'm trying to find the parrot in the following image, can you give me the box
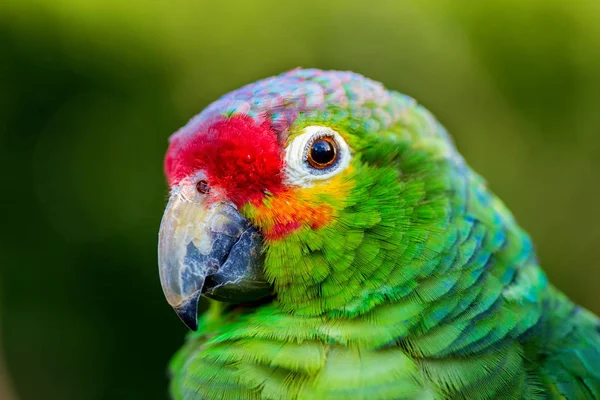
[158,68,600,400]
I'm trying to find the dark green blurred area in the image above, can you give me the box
[1,1,599,399]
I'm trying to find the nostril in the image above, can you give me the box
[196,180,210,194]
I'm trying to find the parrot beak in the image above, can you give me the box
[158,185,272,330]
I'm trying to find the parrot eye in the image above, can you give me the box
[284,126,351,187]
[307,137,337,169]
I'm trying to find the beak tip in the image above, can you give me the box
[173,294,201,331]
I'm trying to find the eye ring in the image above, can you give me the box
[307,136,338,169]
[284,125,351,187]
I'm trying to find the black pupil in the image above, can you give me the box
[310,139,335,165]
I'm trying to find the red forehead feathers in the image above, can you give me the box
[164,115,284,206]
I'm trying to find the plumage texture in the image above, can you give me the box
[165,69,600,399]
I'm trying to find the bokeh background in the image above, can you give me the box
[1,0,599,399]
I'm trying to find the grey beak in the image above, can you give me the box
[158,188,272,330]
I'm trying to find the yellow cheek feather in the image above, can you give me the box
[242,167,354,241]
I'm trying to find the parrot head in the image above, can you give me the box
[159,69,457,330]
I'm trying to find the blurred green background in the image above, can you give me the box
[1,0,599,399]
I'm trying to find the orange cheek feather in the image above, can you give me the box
[247,172,353,241]
[250,190,334,241]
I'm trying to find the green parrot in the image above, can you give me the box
[158,68,600,399]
